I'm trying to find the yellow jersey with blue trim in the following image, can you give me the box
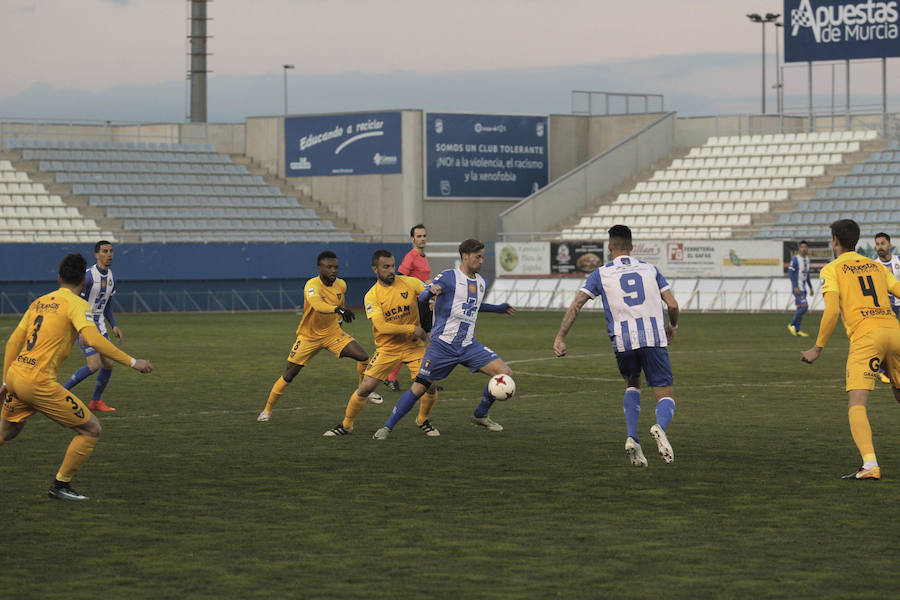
[7,288,98,383]
[296,276,347,339]
[819,251,900,342]
[363,275,426,355]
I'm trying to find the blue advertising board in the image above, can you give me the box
[425,112,549,198]
[784,0,900,62]
[284,111,402,177]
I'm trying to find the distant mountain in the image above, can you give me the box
[0,54,895,123]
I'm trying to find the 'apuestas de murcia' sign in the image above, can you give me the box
[785,0,900,62]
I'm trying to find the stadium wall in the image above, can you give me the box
[0,242,410,314]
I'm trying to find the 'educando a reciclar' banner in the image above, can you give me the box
[784,0,900,62]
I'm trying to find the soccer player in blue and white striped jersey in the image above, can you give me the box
[373,239,515,439]
[875,232,900,383]
[554,225,680,467]
[62,241,123,412]
[788,241,813,337]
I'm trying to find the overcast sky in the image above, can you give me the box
[1,0,896,121]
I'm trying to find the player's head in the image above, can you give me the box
[94,240,114,268]
[458,238,485,274]
[830,219,860,254]
[58,253,87,288]
[875,232,892,260]
[410,224,427,251]
[317,250,339,285]
[798,240,809,256]
[607,224,633,255]
[371,249,396,285]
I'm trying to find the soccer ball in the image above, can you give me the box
[488,374,516,401]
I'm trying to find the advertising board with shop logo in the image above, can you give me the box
[549,241,605,275]
[425,112,549,198]
[284,112,402,177]
[495,242,551,276]
[784,0,900,62]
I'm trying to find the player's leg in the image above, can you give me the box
[406,352,439,435]
[842,332,882,480]
[338,339,369,362]
[1,378,35,446]
[615,350,647,467]
[644,347,676,463]
[88,354,116,412]
[259,355,305,422]
[334,335,383,404]
[471,355,510,431]
[325,348,390,436]
[385,363,402,391]
[63,339,102,391]
[788,296,809,337]
[374,378,431,439]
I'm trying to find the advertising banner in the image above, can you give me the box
[495,242,551,276]
[784,0,900,62]
[425,112,549,198]
[550,241,605,275]
[783,240,833,274]
[496,241,783,278]
[285,112,402,177]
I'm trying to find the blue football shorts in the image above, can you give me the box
[615,346,674,388]
[417,338,500,382]
[794,291,808,307]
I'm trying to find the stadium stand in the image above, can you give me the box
[0,158,115,242]
[757,138,900,240]
[560,129,881,241]
[4,139,351,243]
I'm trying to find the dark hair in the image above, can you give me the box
[410,224,426,238]
[317,250,337,265]
[94,240,112,253]
[875,232,891,243]
[607,224,633,251]
[59,253,87,285]
[371,249,393,266]
[798,240,809,246]
[830,219,860,251]
[458,238,485,257]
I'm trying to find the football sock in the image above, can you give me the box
[791,305,808,328]
[655,397,675,430]
[56,434,98,482]
[264,376,290,413]
[341,392,369,430]
[848,405,877,465]
[387,364,402,383]
[91,368,112,401]
[473,382,495,418]
[623,387,641,442]
[64,365,95,391]
[417,391,438,425]
[385,389,424,429]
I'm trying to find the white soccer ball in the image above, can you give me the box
[488,374,516,401]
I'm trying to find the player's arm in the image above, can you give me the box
[307,280,355,321]
[661,288,680,342]
[801,291,839,364]
[104,300,123,341]
[79,326,149,372]
[2,321,28,384]
[886,271,900,298]
[554,291,592,357]
[789,259,800,295]
[418,275,449,301]
[370,308,423,339]
[479,301,514,314]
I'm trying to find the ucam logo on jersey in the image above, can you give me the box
[785,0,900,61]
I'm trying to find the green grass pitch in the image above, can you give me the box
[2,310,899,599]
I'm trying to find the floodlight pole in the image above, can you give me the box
[283,64,295,117]
[746,13,780,115]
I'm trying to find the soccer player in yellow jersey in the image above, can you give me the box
[258,251,373,422]
[801,219,900,480]
[323,250,439,436]
[0,253,153,501]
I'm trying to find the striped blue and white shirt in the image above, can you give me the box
[81,264,117,335]
[580,255,670,353]
[878,254,900,309]
[789,254,811,296]
[427,268,487,347]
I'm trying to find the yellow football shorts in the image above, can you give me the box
[845,327,900,391]
[287,331,355,366]
[2,372,92,428]
[364,345,426,381]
